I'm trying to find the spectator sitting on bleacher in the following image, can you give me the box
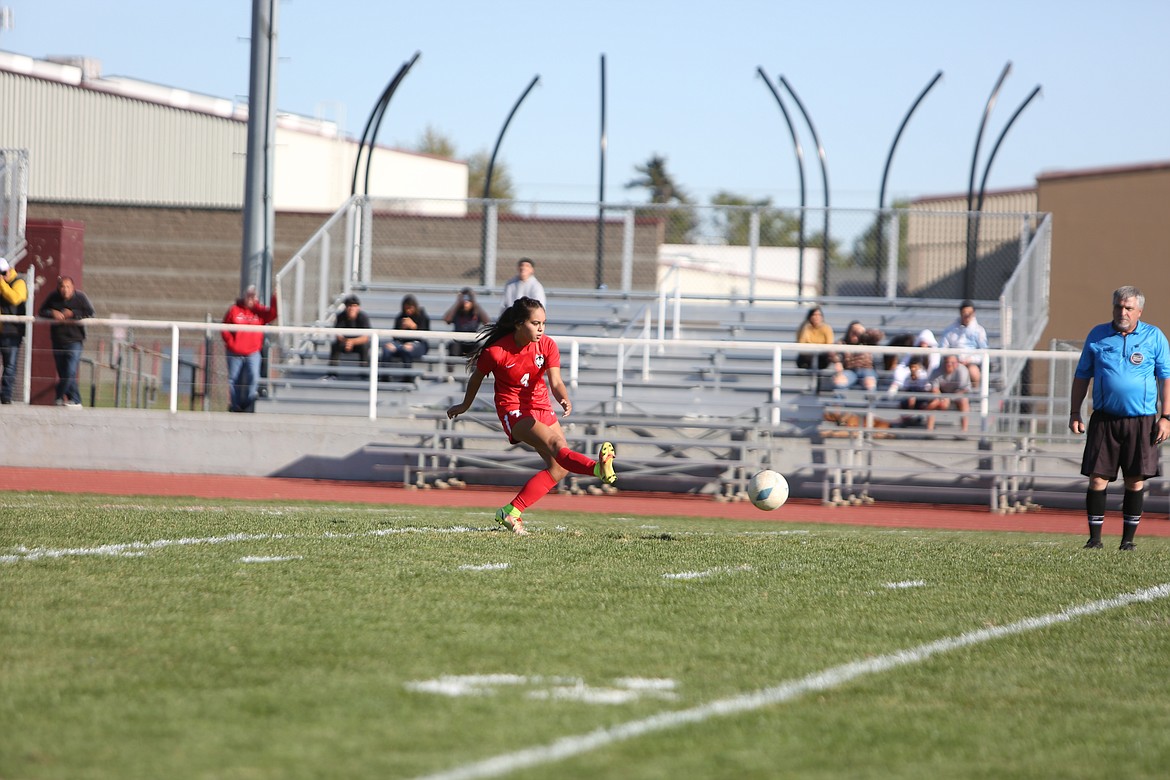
[940,299,989,388]
[327,294,371,378]
[795,305,834,371]
[887,329,940,396]
[923,353,971,431]
[443,287,491,358]
[381,294,431,376]
[894,357,932,427]
[830,321,883,391]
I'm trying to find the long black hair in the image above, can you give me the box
[465,296,545,368]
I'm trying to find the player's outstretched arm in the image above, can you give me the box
[447,370,486,419]
[545,367,572,417]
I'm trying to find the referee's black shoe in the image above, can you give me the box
[1083,539,1104,549]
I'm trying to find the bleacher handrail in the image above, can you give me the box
[0,313,1083,429]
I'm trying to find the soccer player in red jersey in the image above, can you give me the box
[446,297,616,535]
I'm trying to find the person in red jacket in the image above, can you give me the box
[222,285,277,412]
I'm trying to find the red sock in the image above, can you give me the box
[511,469,558,512]
[554,446,596,476]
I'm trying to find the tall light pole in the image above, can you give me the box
[595,54,607,289]
[350,52,421,197]
[779,76,830,297]
[967,85,1042,299]
[241,0,278,299]
[876,70,943,294]
[964,62,1011,297]
[480,74,540,284]
[756,67,807,295]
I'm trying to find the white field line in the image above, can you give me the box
[3,525,811,565]
[415,583,1170,780]
[663,564,752,581]
[0,526,488,564]
[885,580,927,589]
[405,675,678,705]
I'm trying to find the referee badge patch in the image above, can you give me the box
[1131,352,1144,365]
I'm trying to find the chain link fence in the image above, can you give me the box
[279,196,1046,307]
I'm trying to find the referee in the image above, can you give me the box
[1069,286,1170,550]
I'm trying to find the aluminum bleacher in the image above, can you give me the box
[243,285,1066,510]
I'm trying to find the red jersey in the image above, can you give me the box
[222,295,278,355]
[477,333,561,414]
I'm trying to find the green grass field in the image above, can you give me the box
[3,493,1169,779]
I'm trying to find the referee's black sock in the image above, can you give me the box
[1086,488,1107,543]
[1121,489,1143,545]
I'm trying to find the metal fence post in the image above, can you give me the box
[621,207,635,293]
[884,211,900,299]
[484,202,498,287]
[360,196,373,285]
[170,325,180,413]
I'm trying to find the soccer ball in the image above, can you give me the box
[748,469,789,511]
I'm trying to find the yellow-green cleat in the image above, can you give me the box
[595,441,617,485]
[495,505,528,535]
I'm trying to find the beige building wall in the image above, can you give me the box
[0,51,468,212]
[1036,162,1170,344]
[905,189,1039,298]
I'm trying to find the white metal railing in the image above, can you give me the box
[1,314,1090,430]
[998,213,1052,394]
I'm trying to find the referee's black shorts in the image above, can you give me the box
[1081,411,1160,480]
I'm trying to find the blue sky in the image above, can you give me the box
[4,0,1168,211]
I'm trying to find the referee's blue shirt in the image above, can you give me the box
[1075,320,1170,417]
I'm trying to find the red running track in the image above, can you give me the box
[8,466,1169,538]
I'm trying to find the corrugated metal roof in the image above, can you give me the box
[0,50,467,212]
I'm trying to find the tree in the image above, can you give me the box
[626,154,684,203]
[625,154,697,243]
[709,191,804,247]
[851,199,910,271]
[414,125,457,159]
[468,150,516,203]
[412,126,515,205]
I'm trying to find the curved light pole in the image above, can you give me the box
[596,54,607,289]
[756,67,807,295]
[779,76,830,297]
[479,74,540,284]
[350,51,421,197]
[875,70,943,294]
[878,71,944,212]
[964,62,1011,292]
[967,85,1042,299]
[975,86,1042,214]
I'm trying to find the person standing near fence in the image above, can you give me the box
[222,285,278,413]
[445,297,616,536]
[501,258,547,312]
[0,258,28,405]
[1069,285,1170,551]
[38,276,95,408]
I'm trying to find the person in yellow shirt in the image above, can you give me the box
[0,257,28,405]
[795,305,834,370]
